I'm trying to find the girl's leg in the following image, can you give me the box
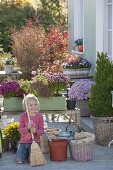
[16,143,30,163]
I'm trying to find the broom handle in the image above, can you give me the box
[23,94,35,141]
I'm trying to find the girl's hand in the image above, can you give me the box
[30,127,36,134]
[28,123,32,130]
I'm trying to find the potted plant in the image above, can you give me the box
[0,80,27,111]
[3,52,15,74]
[30,71,70,110]
[68,79,95,116]
[62,54,91,78]
[73,38,83,52]
[89,52,113,145]
[3,122,20,152]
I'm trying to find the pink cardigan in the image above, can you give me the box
[19,112,44,144]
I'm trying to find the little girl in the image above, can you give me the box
[16,94,44,164]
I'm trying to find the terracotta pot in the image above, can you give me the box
[49,139,68,161]
[78,45,83,52]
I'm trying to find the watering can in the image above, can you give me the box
[55,122,81,140]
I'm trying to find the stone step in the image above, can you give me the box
[81,117,94,133]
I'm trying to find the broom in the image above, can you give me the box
[24,94,47,166]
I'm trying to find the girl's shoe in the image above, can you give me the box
[17,161,23,164]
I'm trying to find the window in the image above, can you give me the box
[104,0,113,59]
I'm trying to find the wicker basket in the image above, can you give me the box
[69,132,95,161]
[91,116,113,146]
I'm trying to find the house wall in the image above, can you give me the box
[84,0,96,74]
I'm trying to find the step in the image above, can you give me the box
[81,117,94,133]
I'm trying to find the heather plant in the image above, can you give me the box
[62,54,91,69]
[11,20,47,80]
[0,80,27,98]
[68,79,95,100]
[30,71,70,97]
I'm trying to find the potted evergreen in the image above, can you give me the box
[89,52,113,145]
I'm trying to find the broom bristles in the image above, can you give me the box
[30,141,47,166]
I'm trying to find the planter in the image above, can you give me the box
[63,68,90,78]
[38,96,66,111]
[4,65,13,74]
[78,45,83,52]
[76,99,91,117]
[3,97,24,112]
[49,139,68,161]
[91,116,113,146]
[66,99,76,110]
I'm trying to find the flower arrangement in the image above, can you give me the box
[0,80,27,98]
[3,52,15,65]
[30,71,70,97]
[62,54,91,69]
[74,38,83,46]
[3,122,20,142]
[68,79,95,100]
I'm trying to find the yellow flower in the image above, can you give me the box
[3,122,20,141]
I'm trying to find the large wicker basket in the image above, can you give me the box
[91,116,113,146]
[69,132,95,161]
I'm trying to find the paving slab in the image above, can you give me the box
[0,144,113,170]
[0,104,113,170]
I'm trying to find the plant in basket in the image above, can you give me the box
[89,52,113,145]
[68,79,95,116]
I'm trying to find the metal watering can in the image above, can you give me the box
[55,122,81,140]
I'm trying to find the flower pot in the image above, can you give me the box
[63,68,90,78]
[3,97,24,112]
[4,65,13,74]
[49,139,68,161]
[76,99,91,117]
[78,45,83,52]
[66,99,76,110]
[38,96,66,110]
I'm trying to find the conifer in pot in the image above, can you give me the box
[89,52,113,145]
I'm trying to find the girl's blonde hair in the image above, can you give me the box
[23,94,40,111]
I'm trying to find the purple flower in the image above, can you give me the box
[30,72,70,97]
[68,79,95,100]
[0,81,27,98]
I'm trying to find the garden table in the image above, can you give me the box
[0,70,22,80]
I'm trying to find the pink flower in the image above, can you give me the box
[31,71,37,76]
